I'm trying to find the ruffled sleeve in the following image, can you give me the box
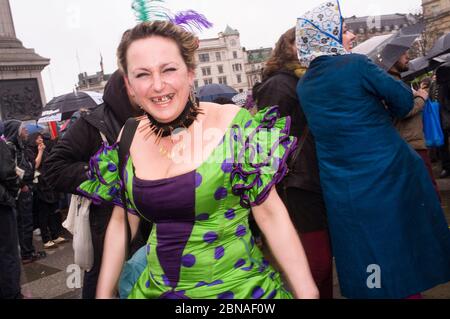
[230,106,298,208]
[77,143,138,214]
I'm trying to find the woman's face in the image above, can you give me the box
[36,135,43,145]
[342,23,356,52]
[124,36,195,124]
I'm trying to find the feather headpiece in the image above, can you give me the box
[131,0,213,32]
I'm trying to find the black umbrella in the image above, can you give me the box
[39,91,103,122]
[197,84,238,102]
[426,33,450,60]
[401,56,442,81]
[353,23,425,71]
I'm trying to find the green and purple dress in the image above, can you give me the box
[78,106,297,299]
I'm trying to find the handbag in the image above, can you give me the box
[423,99,444,147]
[62,131,109,271]
[63,194,93,271]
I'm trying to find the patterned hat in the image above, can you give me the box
[296,0,349,68]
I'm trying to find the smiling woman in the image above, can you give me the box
[77,20,319,300]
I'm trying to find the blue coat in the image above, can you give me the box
[298,53,450,299]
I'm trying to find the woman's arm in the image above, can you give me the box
[96,205,140,299]
[252,187,319,299]
[35,144,45,169]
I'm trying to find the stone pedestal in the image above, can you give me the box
[0,0,49,121]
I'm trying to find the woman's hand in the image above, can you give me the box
[38,143,46,152]
[294,282,320,299]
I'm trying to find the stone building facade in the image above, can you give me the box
[195,26,249,93]
[422,0,450,51]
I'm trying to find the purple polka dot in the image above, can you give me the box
[236,225,247,237]
[269,272,276,280]
[195,281,207,288]
[203,232,218,244]
[267,289,277,299]
[256,176,263,188]
[208,280,223,287]
[195,173,202,188]
[107,162,117,172]
[181,254,196,268]
[245,120,253,128]
[196,213,210,221]
[218,291,235,299]
[221,159,233,173]
[225,209,236,220]
[252,287,265,299]
[215,246,225,260]
[145,280,150,288]
[214,187,228,201]
[281,139,290,148]
[108,187,118,197]
[242,263,254,271]
[146,244,150,255]
[162,275,171,287]
[234,259,246,269]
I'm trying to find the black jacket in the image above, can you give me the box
[253,70,322,193]
[3,120,34,187]
[0,139,19,208]
[44,70,140,209]
[26,133,59,203]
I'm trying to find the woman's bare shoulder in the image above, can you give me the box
[201,102,242,126]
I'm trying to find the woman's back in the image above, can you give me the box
[298,54,414,175]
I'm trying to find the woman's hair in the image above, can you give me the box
[117,21,199,75]
[263,27,298,78]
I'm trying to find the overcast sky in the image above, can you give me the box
[8,0,422,102]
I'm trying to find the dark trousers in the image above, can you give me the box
[38,200,62,243]
[286,188,333,299]
[82,209,112,299]
[0,205,22,299]
[439,130,450,171]
[17,190,35,258]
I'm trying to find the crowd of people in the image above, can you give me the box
[1,0,450,300]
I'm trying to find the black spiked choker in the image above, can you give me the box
[137,98,203,142]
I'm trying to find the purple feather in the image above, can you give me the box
[171,10,213,31]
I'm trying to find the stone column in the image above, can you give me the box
[0,0,50,121]
[0,0,16,39]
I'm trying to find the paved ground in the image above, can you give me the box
[20,164,450,299]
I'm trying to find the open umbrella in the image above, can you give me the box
[39,91,103,123]
[426,33,450,60]
[402,53,450,81]
[353,23,424,71]
[25,122,46,134]
[197,84,238,102]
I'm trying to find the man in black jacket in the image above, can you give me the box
[44,70,142,299]
[3,120,39,264]
[0,120,22,299]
